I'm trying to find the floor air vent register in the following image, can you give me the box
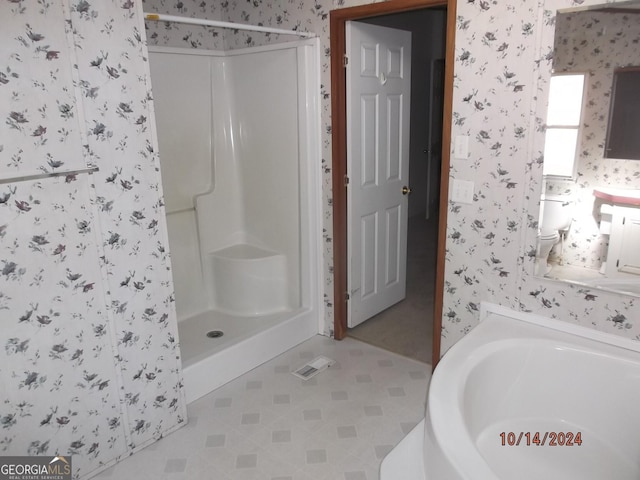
[291,356,335,380]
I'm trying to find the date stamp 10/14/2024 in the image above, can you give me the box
[499,431,583,447]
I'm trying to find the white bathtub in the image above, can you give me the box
[381,303,640,480]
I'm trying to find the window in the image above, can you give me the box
[542,73,586,178]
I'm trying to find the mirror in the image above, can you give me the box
[535,1,640,297]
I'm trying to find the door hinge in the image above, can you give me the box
[623,217,626,225]
[344,174,350,186]
[345,292,350,301]
[617,259,620,267]
[343,54,349,67]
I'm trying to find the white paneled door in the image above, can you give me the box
[346,21,412,328]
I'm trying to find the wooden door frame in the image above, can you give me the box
[330,0,456,369]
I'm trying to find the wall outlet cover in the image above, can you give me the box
[451,178,474,204]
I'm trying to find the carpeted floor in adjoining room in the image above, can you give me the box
[348,214,438,364]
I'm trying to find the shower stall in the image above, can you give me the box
[148,39,322,402]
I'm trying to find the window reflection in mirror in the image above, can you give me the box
[536,2,640,297]
[543,74,586,178]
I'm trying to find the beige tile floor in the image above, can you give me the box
[93,335,430,480]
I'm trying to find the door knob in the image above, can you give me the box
[402,186,411,195]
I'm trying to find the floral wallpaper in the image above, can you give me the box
[0,175,129,478]
[1,1,186,479]
[439,0,544,346]
[68,0,186,451]
[2,1,85,175]
[143,0,225,50]
[140,0,640,352]
[546,10,640,271]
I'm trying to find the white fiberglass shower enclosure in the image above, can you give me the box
[148,39,322,403]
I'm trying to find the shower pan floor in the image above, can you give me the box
[178,308,303,367]
[177,306,316,403]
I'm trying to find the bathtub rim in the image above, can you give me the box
[478,302,640,354]
[427,302,640,480]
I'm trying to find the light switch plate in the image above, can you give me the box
[454,135,469,159]
[451,178,474,204]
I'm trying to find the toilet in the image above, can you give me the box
[535,194,574,276]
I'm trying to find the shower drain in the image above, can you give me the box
[206,330,224,339]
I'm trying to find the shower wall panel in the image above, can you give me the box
[150,45,305,317]
[231,47,301,308]
[148,50,222,318]
[149,52,214,213]
[198,56,246,251]
[165,211,208,319]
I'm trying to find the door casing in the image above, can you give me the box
[330,0,456,369]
